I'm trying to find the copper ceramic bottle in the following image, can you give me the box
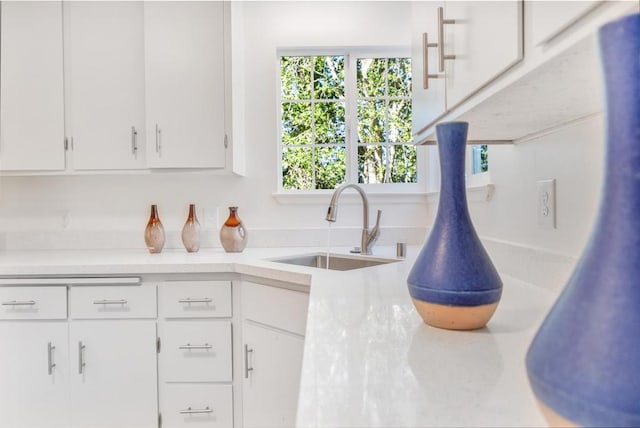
[144,204,165,254]
[220,206,247,252]
[181,204,201,253]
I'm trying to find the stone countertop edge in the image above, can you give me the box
[0,246,555,427]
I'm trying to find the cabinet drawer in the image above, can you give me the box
[159,321,232,382]
[0,286,67,320]
[159,281,231,319]
[69,286,156,319]
[242,282,309,336]
[160,384,233,428]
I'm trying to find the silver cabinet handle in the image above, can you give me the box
[47,342,56,375]
[155,124,162,155]
[2,300,36,306]
[78,341,86,374]
[179,343,213,350]
[178,297,213,304]
[438,6,457,72]
[93,299,128,305]
[131,126,138,156]
[179,407,213,415]
[422,32,440,89]
[244,344,254,379]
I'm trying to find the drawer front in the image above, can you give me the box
[69,286,156,319]
[242,282,309,336]
[159,281,231,319]
[159,321,232,382]
[160,384,233,428]
[0,286,67,320]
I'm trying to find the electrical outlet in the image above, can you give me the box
[537,179,556,229]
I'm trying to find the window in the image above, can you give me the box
[279,51,417,191]
[471,145,488,175]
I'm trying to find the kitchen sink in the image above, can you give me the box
[269,252,398,271]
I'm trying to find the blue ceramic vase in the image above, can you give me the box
[526,13,640,427]
[407,121,502,330]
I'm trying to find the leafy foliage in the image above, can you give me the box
[281,54,416,190]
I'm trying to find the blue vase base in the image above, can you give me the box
[408,284,502,307]
[412,298,499,330]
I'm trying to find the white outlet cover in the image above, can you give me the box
[537,179,556,229]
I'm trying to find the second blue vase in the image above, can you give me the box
[407,121,502,330]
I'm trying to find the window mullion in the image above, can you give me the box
[347,53,359,184]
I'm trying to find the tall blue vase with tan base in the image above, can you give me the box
[526,13,640,427]
[407,121,502,330]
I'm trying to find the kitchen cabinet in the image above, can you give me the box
[65,1,147,170]
[412,1,523,141]
[157,281,234,427]
[410,1,447,137]
[0,286,69,428]
[144,1,227,169]
[68,286,158,428]
[530,1,602,45]
[69,321,158,428]
[0,1,65,171]
[443,1,523,108]
[241,281,309,428]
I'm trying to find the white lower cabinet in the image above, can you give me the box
[0,322,70,428]
[241,281,309,428]
[69,321,158,428]
[242,322,305,428]
[158,281,234,428]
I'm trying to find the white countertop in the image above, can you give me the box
[0,246,554,427]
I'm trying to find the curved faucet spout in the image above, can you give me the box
[325,183,381,255]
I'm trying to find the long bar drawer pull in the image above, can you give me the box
[244,344,254,378]
[93,299,128,305]
[2,300,36,306]
[179,343,212,350]
[179,406,213,415]
[47,342,56,375]
[78,341,86,374]
[178,297,213,304]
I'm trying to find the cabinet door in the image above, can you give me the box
[411,1,447,139]
[144,1,226,169]
[0,1,65,171]
[444,1,523,108]
[242,322,305,428]
[0,322,69,428]
[530,1,601,46]
[69,320,158,428]
[66,1,146,170]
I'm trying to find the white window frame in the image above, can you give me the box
[275,46,427,197]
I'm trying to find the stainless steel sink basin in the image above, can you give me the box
[269,252,398,271]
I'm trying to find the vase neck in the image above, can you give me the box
[225,207,241,227]
[188,204,197,221]
[598,14,640,228]
[435,123,470,217]
[150,204,159,220]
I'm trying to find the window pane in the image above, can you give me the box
[358,145,417,184]
[357,100,385,143]
[357,58,386,98]
[388,58,412,97]
[281,56,312,100]
[315,146,345,190]
[314,56,344,99]
[387,99,412,143]
[472,145,489,174]
[314,102,345,144]
[282,102,312,145]
[282,147,313,190]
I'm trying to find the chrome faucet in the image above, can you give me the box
[326,183,381,255]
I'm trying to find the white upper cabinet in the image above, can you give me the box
[530,1,602,45]
[144,1,227,169]
[411,1,447,138]
[65,1,147,170]
[443,1,523,109]
[0,1,65,171]
[411,1,523,140]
